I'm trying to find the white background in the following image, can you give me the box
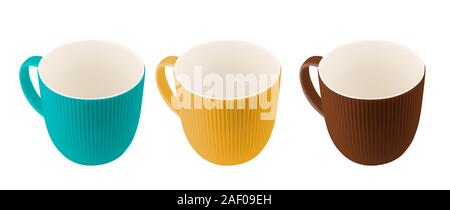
[0,0,448,189]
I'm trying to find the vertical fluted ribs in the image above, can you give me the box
[321,77,424,165]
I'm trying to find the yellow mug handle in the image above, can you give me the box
[156,56,179,116]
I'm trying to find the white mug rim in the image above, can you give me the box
[173,40,281,100]
[38,40,145,100]
[318,40,425,100]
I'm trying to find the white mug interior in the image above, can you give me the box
[38,40,144,99]
[174,40,281,99]
[318,40,425,99]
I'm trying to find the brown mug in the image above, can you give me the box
[300,40,425,165]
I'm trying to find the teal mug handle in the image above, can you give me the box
[19,56,43,116]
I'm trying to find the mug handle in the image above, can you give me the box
[156,56,180,116]
[299,56,323,116]
[19,56,43,116]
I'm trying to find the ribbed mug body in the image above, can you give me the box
[320,76,424,165]
[39,76,144,165]
[178,80,280,165]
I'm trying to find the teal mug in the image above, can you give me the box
[19,40,145,165]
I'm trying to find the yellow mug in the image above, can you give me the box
[156,40,281,165]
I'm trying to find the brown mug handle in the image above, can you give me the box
[299,56,323,116]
